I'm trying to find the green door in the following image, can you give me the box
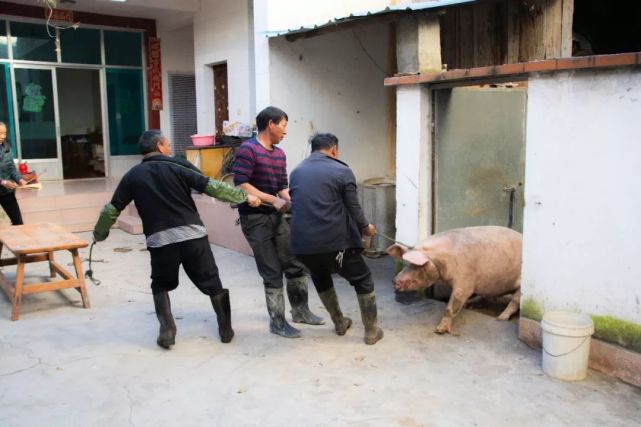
[0,63,16,149]
[13,67,58,160]
[434,86,527,233]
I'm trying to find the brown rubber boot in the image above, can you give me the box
[265,287,301,338]
[357,291,384,345]
[317,288,352,335]
[286,277,324,325]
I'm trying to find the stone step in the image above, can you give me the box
[194,194,252,256]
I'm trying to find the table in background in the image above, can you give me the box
[0,223,90,320]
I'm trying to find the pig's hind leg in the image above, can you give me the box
[497,286,521,321]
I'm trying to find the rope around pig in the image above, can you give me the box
[375,231,414,249]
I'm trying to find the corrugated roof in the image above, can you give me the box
[264,0,480,38]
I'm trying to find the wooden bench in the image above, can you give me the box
[0,223,90,320]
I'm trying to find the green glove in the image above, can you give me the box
[93,203,121,242]
[204,179,247,204]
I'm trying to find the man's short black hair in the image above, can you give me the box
[310,133,339,152]
[139,130,164,155]
[256,106,288,131]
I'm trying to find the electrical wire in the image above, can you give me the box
[351,29,389,77]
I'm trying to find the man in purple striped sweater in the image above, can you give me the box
[233,106,324,338]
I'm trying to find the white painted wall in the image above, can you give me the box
[253,0,270,111]
[522,69,641,324]
[194,0,253,134]
[159,24,195,141]
[394,85,432,245]
[268,23,392,180]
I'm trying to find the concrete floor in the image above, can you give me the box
[0,230,639,427]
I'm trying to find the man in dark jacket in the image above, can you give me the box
[93,130,260,349]
[289,133,383,345]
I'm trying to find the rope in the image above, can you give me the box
[84,242,101,286]
[374,231,414,249]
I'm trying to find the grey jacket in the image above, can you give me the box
[0,144,22,196]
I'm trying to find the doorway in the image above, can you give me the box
[212,63,228,137]
[430,83,527,302]
[57,68,105,179]
[433,84,527,233]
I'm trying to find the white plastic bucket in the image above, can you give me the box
[541,311,594,381]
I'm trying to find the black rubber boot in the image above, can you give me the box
[357,291,384,345]
[317,288,352,336]
[210,289,234,343]
[286,277,324,325]
[153,292,176,349]
[265,287,301,338]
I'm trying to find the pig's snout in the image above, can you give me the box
[393,275,418,292]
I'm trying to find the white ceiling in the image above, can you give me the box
[5,0,199,31]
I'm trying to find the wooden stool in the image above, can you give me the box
[0,223,90,320]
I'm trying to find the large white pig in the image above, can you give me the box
[387,226,522,334]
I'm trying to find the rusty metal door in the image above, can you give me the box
[434,86,527,233]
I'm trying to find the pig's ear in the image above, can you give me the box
[386,244,408,260]
[402,250,430,266]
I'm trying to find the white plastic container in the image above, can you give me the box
[541,311,594,381]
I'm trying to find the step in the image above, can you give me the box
[194,194,252,256]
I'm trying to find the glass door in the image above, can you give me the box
[13,66,59,164]
[57,68,105,178]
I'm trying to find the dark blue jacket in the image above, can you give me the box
[289,152,368,254]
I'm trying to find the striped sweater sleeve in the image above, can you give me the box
[233,143,255,186]
[279,154,288,190]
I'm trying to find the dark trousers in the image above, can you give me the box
[296,249,374,295]
[240,213,306,289]
[148,237,223,296]
[0,192,23,225]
